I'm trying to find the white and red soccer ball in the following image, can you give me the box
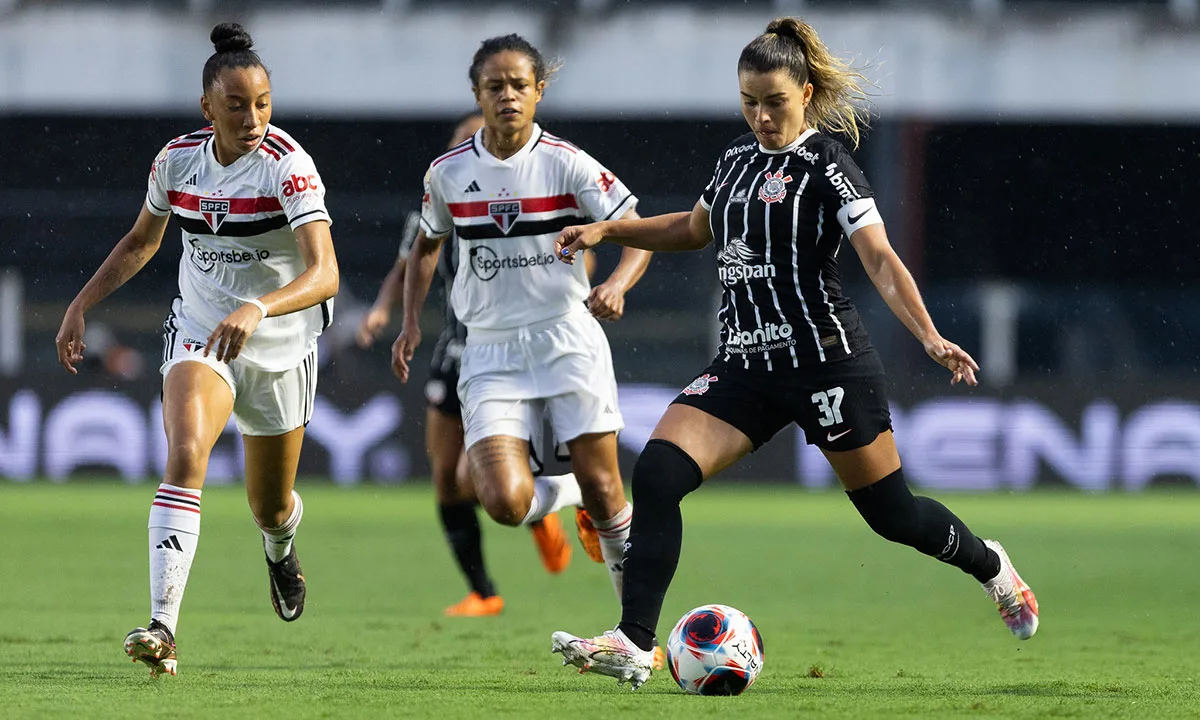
[666,604,764,695]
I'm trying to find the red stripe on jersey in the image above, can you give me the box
[152,501,201,514]
[157,486,200,500]
[447,194,578,218]
[431,145,473,168]
[167,141,204,151]
[259,143,281,160]
[539,139,578,154]
[167,191,284,214]
[267,133,295,152]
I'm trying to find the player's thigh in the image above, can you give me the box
[466,433,535,511]
[664,364,788,479]
[161,359,236,487]
[821,430,901,491]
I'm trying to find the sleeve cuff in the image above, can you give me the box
[698,196,712,211]
[145,196,170,216]
[289,209,332,230]
[419,217,451,239]
[601,193,637,221]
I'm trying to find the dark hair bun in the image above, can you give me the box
[765,17,804,45]
[211,23,254,54]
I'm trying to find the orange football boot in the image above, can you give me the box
[530,512,572,574]
[575,507,605,563]
[444,592,504,617]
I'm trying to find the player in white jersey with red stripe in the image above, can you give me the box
[54,23,339,677]
[392,35,653,604]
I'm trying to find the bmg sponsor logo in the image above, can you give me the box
[468,246,558,281]
[188,238,271,273]
[825,163,860,206]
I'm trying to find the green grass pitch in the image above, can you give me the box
[2,482,1199,719]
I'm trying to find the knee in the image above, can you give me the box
[474,473,528,527]
[630,439,703,506]
[250,494,291,529]
[846,469,919,543]
[165,437,210,482]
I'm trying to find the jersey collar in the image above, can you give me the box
[206,125,270,170]
[475,123,541,166]
[758,127,817,155]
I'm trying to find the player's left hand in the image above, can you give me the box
[923,335,980,386]
[205,303,264,363]
[587,280,627,321]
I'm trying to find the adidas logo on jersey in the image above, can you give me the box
[184,173,198,186]
[464,180,481,193]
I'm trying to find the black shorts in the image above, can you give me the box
[671,349,892,452]
[425,357,461,418]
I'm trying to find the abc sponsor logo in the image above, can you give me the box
[468,246,558,281]
[281,173,319,198]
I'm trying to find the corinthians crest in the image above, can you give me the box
[757,169,793,204]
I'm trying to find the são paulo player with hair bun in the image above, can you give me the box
[56,21,339,678]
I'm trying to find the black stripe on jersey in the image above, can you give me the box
[148,197,169,213]
[263,137,290,157]
[182,130,213,140]
[320,300,332,331]
[289,209,327,226]
[454,216,586,241]
[176,214,289,237]
[602,193,634,221]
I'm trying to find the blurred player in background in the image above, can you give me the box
[551,17,1038,688]
[359,112,592,617]
[391,35,653,604]
[55,23,339,676]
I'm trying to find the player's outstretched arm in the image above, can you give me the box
[586,209,653,321]
[391,229,444,383]
[357,257,407,348]
[848,223,979,386]
[56,206,170,375]
[556,201,713,263]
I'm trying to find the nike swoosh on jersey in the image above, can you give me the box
[848,210,869,224]
[826,428,854,442]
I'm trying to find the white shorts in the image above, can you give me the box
[458,310,624,451]
[160,328,318,437]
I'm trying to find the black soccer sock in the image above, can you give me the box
[438,501,497,598]
[846,468,1001,583]
[618,439,704,652]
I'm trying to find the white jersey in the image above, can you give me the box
[145,124,333,372]
[420,124,637,334]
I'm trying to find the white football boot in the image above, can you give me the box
[981,539,1039,640]
[551,628,654,690]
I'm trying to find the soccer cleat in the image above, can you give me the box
[981,539,1039,640]
[652,645,666,671]
[530,512,572,574]
[551,628,654,690]
[124,620,177,677]
[444,592,505,617]
[265,542,306,622]
[574,507,604,563]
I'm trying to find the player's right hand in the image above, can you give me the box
[55,307,86,375]
[356,306,390,348]
[555,222,608,265]
[391,326,421,383]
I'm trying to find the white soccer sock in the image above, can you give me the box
[593,502,633,599]
[520,473,583,526]
[148,483,202,636]
[259,491,303,563]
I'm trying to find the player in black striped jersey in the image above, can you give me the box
[551,17,1038,687]
[56,24,339,677]
[358,113,588,616]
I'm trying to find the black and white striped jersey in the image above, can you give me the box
[700,129,884,372]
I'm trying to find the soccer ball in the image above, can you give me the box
[665,604,764,695]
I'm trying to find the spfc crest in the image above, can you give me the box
[199,198,230,233]
[757,169,793,204]
[682,373,718,396]
[489,200,520,234]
